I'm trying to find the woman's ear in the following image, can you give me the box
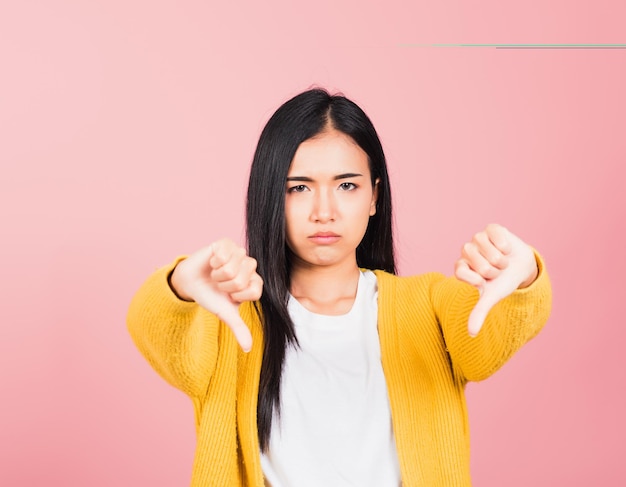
[370,178,380,216]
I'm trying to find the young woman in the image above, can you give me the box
[127,88,552,487]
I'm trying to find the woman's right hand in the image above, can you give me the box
[169,238,263,352]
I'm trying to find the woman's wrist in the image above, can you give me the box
[168,263,195,302]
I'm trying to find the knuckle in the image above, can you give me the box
[247,277,263,299]
[491,253,506,267]
[479,264,493,276]
[253,273,263,287]
[485,223,499,232]
[454,268,466,282]
[213,238,229,252]
[254,276,264,292]
[248,257,258,271]
[221,266,237,280]
[242,256,257,273]
[233,274,250,289]
[474,232,488,246]
[454,259,468,273]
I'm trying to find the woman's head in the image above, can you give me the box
[284,128,379,272]
[246,88,395,277]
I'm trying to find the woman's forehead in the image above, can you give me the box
[288,130,369,177]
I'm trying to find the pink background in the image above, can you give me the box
[1,1,625,485]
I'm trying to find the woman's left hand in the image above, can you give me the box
[454,224,539,337]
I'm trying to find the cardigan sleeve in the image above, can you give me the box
[431,251,552,382]
[126,258,221,399]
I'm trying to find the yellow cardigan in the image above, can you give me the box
[127,256,551,486]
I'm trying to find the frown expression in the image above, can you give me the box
[284,129,378,270]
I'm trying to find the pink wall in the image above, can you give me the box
[2,1,625,485]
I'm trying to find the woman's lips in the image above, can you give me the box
[308,232,340,244]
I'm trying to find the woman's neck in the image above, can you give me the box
[289,261,361,316]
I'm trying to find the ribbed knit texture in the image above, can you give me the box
[127,254,551,486]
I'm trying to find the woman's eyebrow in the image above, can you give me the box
[334,173,363,180]
[286,176,313,182]
[286,173,363,182]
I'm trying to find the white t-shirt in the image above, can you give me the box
[261,270,402,486]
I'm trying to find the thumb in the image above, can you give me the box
[467,288,501,337]
[214,303,253,353]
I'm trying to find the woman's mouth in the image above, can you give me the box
[308,232,340,244]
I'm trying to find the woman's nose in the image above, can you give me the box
[311,189,336,223]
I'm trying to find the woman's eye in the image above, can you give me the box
[339,182,357,191]
[288,185,308,193]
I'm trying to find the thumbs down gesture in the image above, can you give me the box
[454,224,539,337]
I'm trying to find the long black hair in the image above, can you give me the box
[246,88,395,451]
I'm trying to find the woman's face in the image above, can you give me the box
[284,129,378,271]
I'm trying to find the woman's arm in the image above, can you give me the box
[127,259,222,398]
[127,239,263,397]
[433,225,552,382]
